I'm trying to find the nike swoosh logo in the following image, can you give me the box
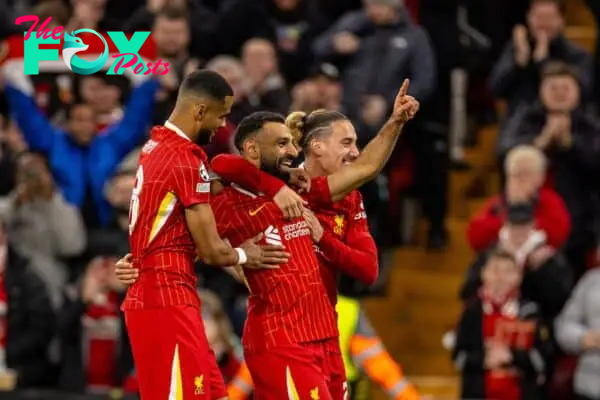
[249,204,267,216]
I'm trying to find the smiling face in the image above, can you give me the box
[310,120,359,174]
[255,122,299,176]
[540,74,580,112]
[527,0,563,41]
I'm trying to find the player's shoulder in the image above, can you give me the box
[151,125,207,159]
[330,189,362,211]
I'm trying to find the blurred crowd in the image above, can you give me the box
[0,0,598,399]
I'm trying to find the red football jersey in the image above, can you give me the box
[123,124,211,310]
[311,189,376,304]
[211,184,338,350]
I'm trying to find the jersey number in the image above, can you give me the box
[128,166,144,234]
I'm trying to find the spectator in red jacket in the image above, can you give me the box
[468,145,571,252]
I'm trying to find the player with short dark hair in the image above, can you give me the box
[233,111,286,152]
[123,69,288,400]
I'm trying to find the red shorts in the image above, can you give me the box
[125,305,227,400]
[324,338,349,400]
[245,338,347,400]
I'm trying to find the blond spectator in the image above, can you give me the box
[468,145,571,253]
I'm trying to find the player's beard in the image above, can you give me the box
[260,155,294,181]
[195,128,213,146]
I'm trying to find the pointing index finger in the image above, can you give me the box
[399,79,410,97]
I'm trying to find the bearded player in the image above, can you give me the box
[206,80,417,400]
[124,70,289,400]
[209,80,421,399]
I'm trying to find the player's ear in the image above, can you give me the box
[242,139,259,158]
[310,140,322,154]
[195,103,207,121]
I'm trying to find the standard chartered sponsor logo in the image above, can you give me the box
[282,220,311,240]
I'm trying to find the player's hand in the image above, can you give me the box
[303,209,324,242]
[273,186,307,219]
[240,234,289,269]
[285,167,311,194]
[390,79,420,124]
[114,254,139,286]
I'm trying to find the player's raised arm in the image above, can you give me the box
[286,79,419,204]
[326,79,418,202]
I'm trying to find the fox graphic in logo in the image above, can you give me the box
[62,30,109,75]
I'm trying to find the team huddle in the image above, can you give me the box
[115,70,419,400]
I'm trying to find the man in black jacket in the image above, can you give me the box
[490,0,593,116]
[0,220,56,388]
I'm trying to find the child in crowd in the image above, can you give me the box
[453,249,552,400]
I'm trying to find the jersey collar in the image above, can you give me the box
[164,121,191,141]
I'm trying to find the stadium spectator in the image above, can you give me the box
[0,219,56,389]
[290,63,342,113]
[0,153,86,308]
[57,257,132,394]
[313,0,436,141]
[86,151,139,261]
[123,0,218,61]
[206,56,261,125]
[498,62,600,279]
[489,0,593,116]
[555,267,600,400]
[26,0,70,33]
[461,208,572,322]
[467,145,571,253]
[454,249,552,400]
[149,5,203,124]
[2,65,159,227]
[76,77,123,131]
[218,0,328,84]
[242,38,291,115]
[65,0,120,33]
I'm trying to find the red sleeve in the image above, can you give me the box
[534,189,571,249]
[466,195,504,252]
[210,154,285,197]
[303,176,333,209]
[171,151,211,207]
[317,194,378,284]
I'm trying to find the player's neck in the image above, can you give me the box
[303,157,327,178]
[166,112,197,142]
